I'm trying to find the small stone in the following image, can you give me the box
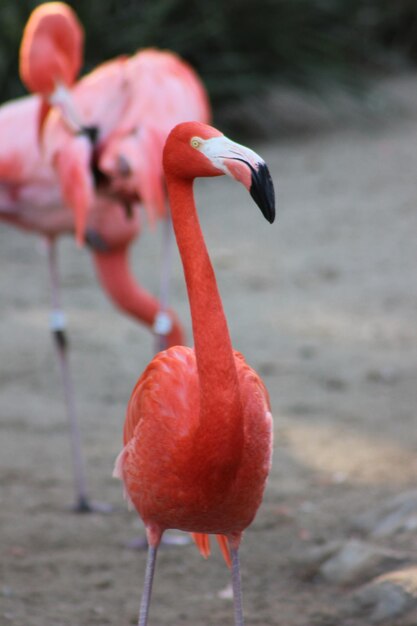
[218,584,233,600]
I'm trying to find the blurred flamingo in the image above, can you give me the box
[19,1,211,332]
[0,93,183,512]
[114,122,275,626]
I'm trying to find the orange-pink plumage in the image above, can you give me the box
[115,121,276,626]
[118,347,271,540]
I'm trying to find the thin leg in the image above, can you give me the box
[230,546,245,626]
[154,213,174,353]
[45,239,91,512]
[138,544,158,626]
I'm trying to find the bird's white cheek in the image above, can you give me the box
[199,137,231,175]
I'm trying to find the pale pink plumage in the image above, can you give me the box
[0,93,183,343]
[0,95,63,228]
[0,92,184,510]
[38,48,210,239]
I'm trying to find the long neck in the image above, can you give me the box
[166,175,241,420]
[91,246,184,348]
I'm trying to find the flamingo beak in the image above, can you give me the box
[200,136,276,223]
[37,99,51,143]
[248,161,276,224]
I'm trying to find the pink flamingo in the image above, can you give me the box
[114,122,275,626]
[0,93,183,512]
[19,2,211,325]
[19,1,210,368]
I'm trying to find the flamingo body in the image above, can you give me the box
[0,94,71,235]
[40,48,210,232]
[19,3,211,243]
[116,346,272,541]
[0,90,183,344]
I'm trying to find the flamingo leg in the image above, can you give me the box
[154,213,174,353]
[45,238,91,512]
[230,545,245,626]
[138,544,158,626]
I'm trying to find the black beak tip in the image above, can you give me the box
[265,202,275,224]
[250,162,276,224]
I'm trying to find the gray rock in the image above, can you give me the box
[319,539,407,586]
[294,540,343,580]
[353,490,417,538]
[351,566,417,622]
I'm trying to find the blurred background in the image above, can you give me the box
[1,0,417,131]
[1,2,417,626]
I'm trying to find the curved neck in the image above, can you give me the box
[91,246,183,348]
[92,246,159,325]
[166,175,241,419]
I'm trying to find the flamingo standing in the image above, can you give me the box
[0,93,183,512]
[19,2,211,339]
[114,122,275,626]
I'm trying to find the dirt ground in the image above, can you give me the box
[1,75,417,626]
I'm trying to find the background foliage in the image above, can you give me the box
[0,0,417,110]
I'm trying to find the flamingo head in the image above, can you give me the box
[163,122,275,223]
[19,2,83,137]
[20,2,83,95]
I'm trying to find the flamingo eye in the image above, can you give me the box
[190,137,202,149]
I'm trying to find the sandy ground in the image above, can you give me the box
[1,76,417,626]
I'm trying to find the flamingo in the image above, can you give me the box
[0,93,183,512]
[19,2,211,332]
[114,121,275,626]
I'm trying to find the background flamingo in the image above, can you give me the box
[114,121,275,626]
[19,2,211,314]
[0,92,183,511]
[3,0,209,511]
[19,0,210,360]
